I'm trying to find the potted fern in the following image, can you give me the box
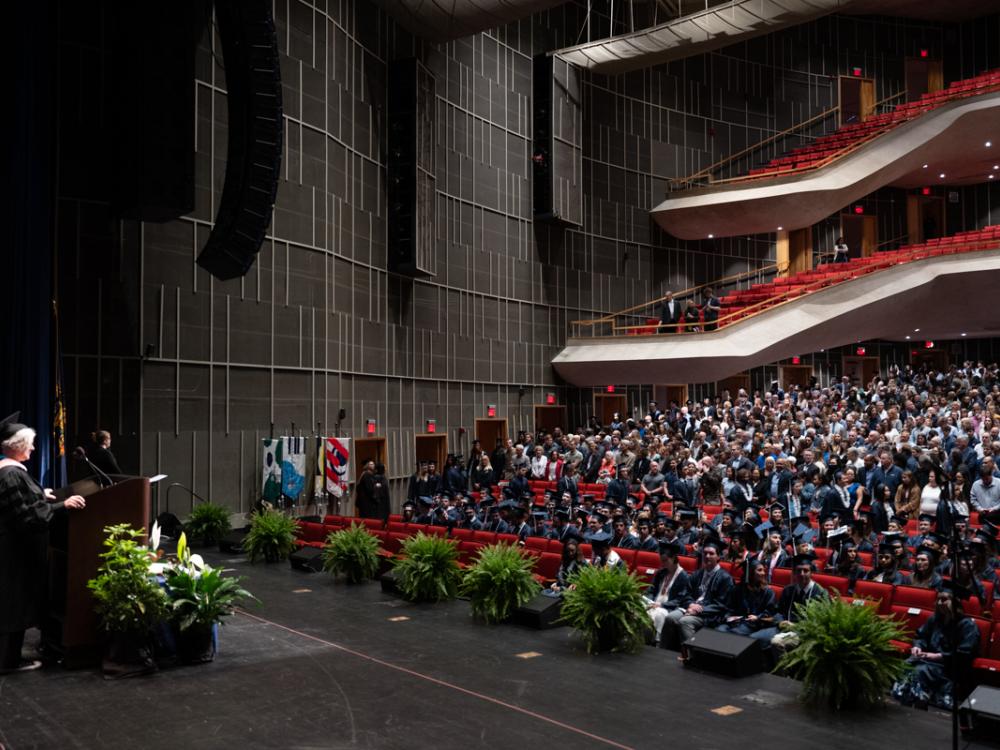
[243,509,298,563]
[559,565,651,654]
[391,532,462,603]
[184,502,232,547]
[322,523,381,583]
[87,524,169,676]
[776,596,911,710]
[164,533,257,663]
[460,543,540,623]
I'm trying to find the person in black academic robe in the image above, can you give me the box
[0,418,86,673]
[892,585,980,710]
[661,539,733,648]
[717,559,778,645]
[355,460,378,518]
[645,541,692,645]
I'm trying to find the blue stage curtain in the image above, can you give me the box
[2,0,56,483]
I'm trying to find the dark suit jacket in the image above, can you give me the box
[660,299,682,327]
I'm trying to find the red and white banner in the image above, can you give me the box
[324,437,350,498]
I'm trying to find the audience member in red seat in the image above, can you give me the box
[603,465,631,504]
[722,534,751,584]
[610,516,636,549]
[952,549,988,609]
[910,547,944,590]
[645,540,692,647]
[548,529,587,596]
[585,529,625,571]
[717,558,778,646]
[401,500,417,523]
[633,517,658,552]
[761,527,790,581]
[865,541,912,585]
[827,538,865,594]
[891,582,981,711]
[908,513,936,548]
[765,552,829,658]
[661,536,733,649]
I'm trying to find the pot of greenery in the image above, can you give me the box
[163,533,256,663]
[459,543,540,623]
[776,595,911,710]
[184,502,232,547]
[322,523,381,583]
[243,509,299,563]
[391,532,462,603]
[87,523,169,677]
[558,565,651,654]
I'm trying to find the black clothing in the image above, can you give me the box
[355,471,378,518]
[90,445,122,476]
[0,465,64,646]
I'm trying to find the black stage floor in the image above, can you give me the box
[0,551,993,750]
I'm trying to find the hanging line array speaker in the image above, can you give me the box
[196,0,283,280]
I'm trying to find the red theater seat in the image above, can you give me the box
[892,585,938,611]
[852,580,893,615]
[534,553,562,581]
[888,604,933,638]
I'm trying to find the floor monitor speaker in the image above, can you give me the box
[682,629,763,677]
[289,546,324,572]
[512,593,564,629]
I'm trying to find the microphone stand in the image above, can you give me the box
[77,449,114,488]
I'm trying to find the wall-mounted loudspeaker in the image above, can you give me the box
[196,0,283,280]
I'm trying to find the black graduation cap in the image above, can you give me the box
[925,531,948,547]
[917,512,936,524]
[700,535,728,553]
[819,511,841,525]
[0,412,26,443]
[562,526,583,543]
[914,545,940,562]
[939,578,972,601]
[882,531,905,547]
[581,494,596,503]
[657,538,684,555]
[721,508,738,522]
[766,502,785,515]
[677,507,698,521]
[575,507,591,519]
[402,500,416,510]
[554,507,571,519]
[839,538,857,551]
[531,510,548,519]
[660,516,679,530]
[788,514,811,526]
[791,551,817,569]
[980,520,1000,540]
[502,486,516,499]
[585,529,613,545]
[627,494,642,505]
[542,490,554,501]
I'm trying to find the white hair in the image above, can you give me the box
[2,427,36,457]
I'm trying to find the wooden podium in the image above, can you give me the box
[49,476,151,667]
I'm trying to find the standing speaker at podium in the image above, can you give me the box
[0,413,87,674]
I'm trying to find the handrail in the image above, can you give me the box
[571,260,788,327]
[671,104,840,189]
[595,236,1000,338]
[685,89,909,188]
[877,232,909,249]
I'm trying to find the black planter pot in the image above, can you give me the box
[102,630,156,679]
[175,626,216,664]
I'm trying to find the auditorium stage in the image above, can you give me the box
[0,552,993,750]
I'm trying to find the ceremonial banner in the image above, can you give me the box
[313,435,325,496]
[282,436,307,501]
[324,437,350,498]
[261,437,283,502]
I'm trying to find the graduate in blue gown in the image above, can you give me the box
[892,581,980,710]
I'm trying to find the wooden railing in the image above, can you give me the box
[570,235,1000,340]
[570,260,787,337]
[670,89,908,191]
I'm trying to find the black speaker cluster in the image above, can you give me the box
[196,0,283,281]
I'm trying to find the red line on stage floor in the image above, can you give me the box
[236,609,636,750]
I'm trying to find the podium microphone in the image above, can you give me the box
[73,446,114,487]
